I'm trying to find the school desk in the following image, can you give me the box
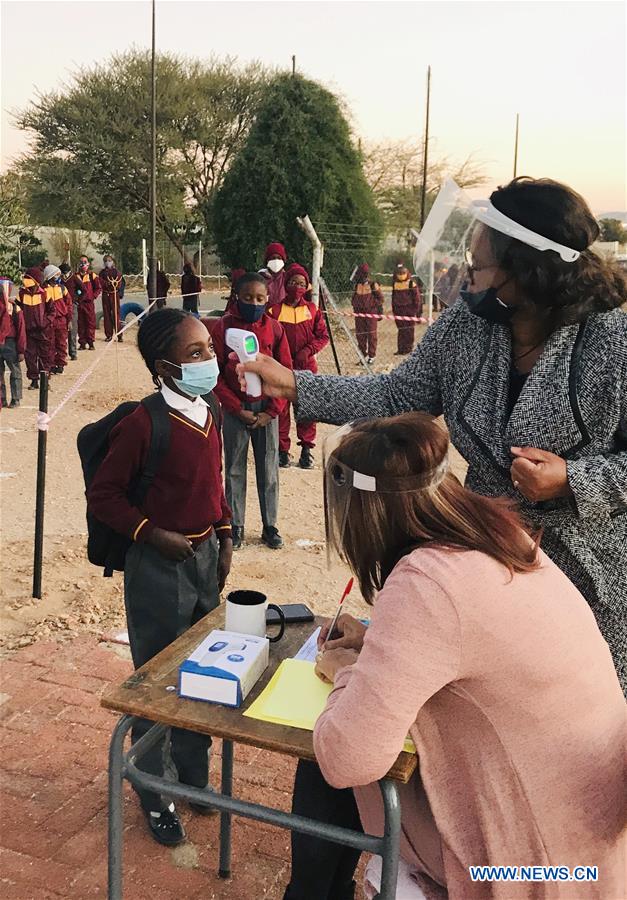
[101,609,417,900]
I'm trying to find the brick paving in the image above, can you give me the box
[0,635,332,899]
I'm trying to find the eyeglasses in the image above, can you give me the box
[464,248,497,282]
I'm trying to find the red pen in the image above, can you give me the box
[322,577,354,650]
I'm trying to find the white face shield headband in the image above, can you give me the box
[412,178,581,310]
[322,422,450,568]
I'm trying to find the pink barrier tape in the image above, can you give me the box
[334,310,427,323]
[35,297,159,431]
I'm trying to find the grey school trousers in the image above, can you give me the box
[222,410,279,529]
[67,303,78,358]
[124,533,220,812]
[0,338,23,404]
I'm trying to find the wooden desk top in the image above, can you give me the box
[102,608,417,784]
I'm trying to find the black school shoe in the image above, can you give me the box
[298,447,314,469]
[28,379,39,390]
[9,399,20,408]
[232,526,244,550]
[143,803,186,846]
[261,526,284,549]
[279,450,291,468]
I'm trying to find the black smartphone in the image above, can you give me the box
[266,603,314,625]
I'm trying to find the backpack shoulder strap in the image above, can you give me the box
[203,391,222,432]
[135,392,171,504]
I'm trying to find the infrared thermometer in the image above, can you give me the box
[226,328,262,398]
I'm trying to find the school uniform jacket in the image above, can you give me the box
[5,300,27,354]
[351,281,384,316]
[46,283,72,325]
[18,283,53,333]
[66,271,101,305]
[294,300,627,689]
[267,299,329,372]
[211,309,292,417]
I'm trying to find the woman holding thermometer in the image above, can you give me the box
[283,413,625,900]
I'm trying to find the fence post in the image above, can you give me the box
[142,239,148,287]
[32,373,49,599]
[296,215,322,306]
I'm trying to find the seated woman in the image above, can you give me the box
[284,413,625,900]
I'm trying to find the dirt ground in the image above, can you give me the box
[0,301,466,654]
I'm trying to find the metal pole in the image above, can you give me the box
[108,716,133,900]
[292,55,296,76]
[513,112,520,178]
[420,65,431,229]
[198,240,202,277]
[219,740,234,878]
[32,372,49,599]
[148,0,158,307]
[141,238,147,286]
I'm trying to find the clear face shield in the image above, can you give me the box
[322,422,450,569]
[412,178,581,313]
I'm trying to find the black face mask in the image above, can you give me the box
[460,284,514,325]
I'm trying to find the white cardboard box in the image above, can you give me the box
[178,630,269,708]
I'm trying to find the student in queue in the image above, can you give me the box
[211,272,292,550]
[100,254,124,341]
[43,265,71,375]
[267,263,329,469]
[283,413,625,900]
[238,177,627,694]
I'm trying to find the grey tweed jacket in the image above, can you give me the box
[296,300,627,691]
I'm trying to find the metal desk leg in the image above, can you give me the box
[108,715,134,900]
[378,779,401,900]
[219,739,234,878]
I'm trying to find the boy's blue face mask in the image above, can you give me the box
[164,357,219,397]
[237,299,265,323]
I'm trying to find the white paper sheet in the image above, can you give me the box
[293,627,321,662]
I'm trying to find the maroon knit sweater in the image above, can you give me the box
[88,403,231,546]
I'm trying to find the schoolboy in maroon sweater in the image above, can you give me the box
[210,272,292,550]
[88,309,232,847]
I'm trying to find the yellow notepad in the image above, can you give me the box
[244,658,416,754]
[244,659,331,730]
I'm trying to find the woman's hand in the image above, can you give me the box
[317,614,367,652]
[315,648,359,684]
[236,357,297,401]
[510,447,573,501]
[217,538,233,593]
[149,527,194,561]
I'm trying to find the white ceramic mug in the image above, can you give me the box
[225,590,286,642]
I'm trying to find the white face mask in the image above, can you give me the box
[267,259,284,274]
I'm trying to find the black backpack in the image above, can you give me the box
[77,391,221,577]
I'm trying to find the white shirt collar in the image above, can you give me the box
[161,383,208,428]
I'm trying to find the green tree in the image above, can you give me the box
[0,174,42,280]
[363,140,486,242]
[213,73,383,270]
[598,218,626,243]
[15,51,269,258]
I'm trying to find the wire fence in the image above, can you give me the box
[311,224,435,375]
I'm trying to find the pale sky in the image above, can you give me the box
[1,0,625,214]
